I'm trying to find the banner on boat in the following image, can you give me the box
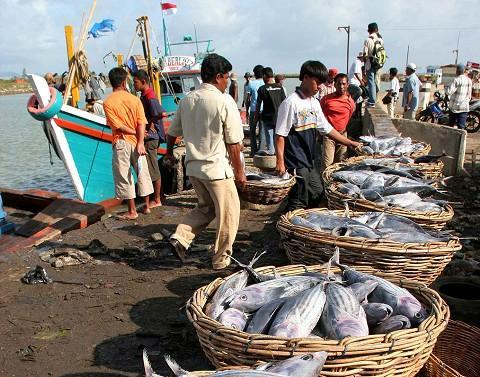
[161,55,196,72]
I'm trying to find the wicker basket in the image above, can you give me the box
[422,320,480,377]
[357,140,431,159]
[322,156,444,187]
[186,263,449,377]
[236,177,296,205]
[277,208,462,284]
[325,182,454,230]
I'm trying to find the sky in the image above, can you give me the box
[1,0,480,77]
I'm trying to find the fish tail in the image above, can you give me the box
[164,354,188,376]
[143,349,163,377]
[249,250,267,268]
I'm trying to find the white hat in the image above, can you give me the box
[406,62,416,71]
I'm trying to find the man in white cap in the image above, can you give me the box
[402,62,421,120]
[446,63,472,129]
[349,52,365,87]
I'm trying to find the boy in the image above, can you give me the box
[386,67,400,118]
[133,69,168,208]
[275,61,360,212]
[103,67,153,220]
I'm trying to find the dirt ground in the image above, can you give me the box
[1,171,479,377]
[0,190,292,377]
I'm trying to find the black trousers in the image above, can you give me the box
[285,167,324,212]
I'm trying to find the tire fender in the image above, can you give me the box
[27,87,63,121]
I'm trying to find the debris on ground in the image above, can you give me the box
[39,247,92,268]
[21,265,52,284]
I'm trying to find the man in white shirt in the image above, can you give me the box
[446,63,472,129]
[349,52,365,87]
[386,67,400,117]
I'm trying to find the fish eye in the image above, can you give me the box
[301,354,313,361]
[240,294,247,301]
[414,312,422,319]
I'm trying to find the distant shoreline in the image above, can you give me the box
[0,88,32,96]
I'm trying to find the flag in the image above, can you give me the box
[88,19,116,38]
[161,2,177,15]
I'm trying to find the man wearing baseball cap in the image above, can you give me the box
[402,62,421,120]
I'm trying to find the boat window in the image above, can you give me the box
[182,77,196,93]
[160,77,183,95]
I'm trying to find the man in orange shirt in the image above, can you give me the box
[320,73,355,172]
[103,67,153,220]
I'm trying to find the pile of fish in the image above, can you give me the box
[204,251,427,341]
[143,349,327,377]
[360,136,426,156]
[290,210,450,243]
[246,172,292,186]
[330,163,448,214]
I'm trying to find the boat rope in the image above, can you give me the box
[84,123,107,195]
[125,24,141,65]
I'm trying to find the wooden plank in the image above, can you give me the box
[0,187,61,213]
[15,198,104,237]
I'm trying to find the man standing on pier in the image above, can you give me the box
[402,63,421,120]
[275,61,360,212]
[103,67,153,220]
[446,63,472,129]
[363,22,384,107]
[165,53,246,270]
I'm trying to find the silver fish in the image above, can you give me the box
[320,282,369,340]
[230,252,277,284]
[371,315,411,334]
[218,308,248,331]
[228,276,323,312]
[331,170,374,186]
[337,182,362,197]
[258,351,328,377]
[269,283,327,338]
[332,224,383,239]
[246,298,286,334]
[362,303,393,326]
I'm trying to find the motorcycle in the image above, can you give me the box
[466,99,480,133]
[416,91,449,125]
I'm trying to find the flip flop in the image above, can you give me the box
[149,202,163,209]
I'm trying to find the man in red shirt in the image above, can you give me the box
[320,73,355,171]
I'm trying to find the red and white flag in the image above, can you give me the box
[161,2,177,15]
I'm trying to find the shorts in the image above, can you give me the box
[145,139,161,181]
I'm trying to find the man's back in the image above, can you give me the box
[247,79,263,111]
[258,83,286,122]
[168,83,243,180]
[363,32,383,71]
[448,75,472,112]
[402,74,421,110]
[104,90,145,146]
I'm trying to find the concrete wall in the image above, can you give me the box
[362,107,467,176]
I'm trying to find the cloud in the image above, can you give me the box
[1,0,479,76]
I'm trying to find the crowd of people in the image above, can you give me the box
[43,21,475,272]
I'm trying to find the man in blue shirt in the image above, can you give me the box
[246,64,264,156]
[402,62,421,120]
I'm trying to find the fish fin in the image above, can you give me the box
[249,250,267,268]
[143,349,163,377]
[164,354,188,376]
[229,254,246,269]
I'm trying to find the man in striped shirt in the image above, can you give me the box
[447,64,472,129]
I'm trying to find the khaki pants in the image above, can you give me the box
[387,101,396,118]
[112,139,154,200]
[403,109,416,120]
[321,132,348,173]
[171,177,240,269]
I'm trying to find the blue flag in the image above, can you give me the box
[88,19,116,38]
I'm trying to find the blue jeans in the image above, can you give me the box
[366,68,378,105]
[249,112,265,156]
[449,111,467,129]
[262,121,275,154]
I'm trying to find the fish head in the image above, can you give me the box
[218,308,247,331]
[228,286,282,312]
[265,351,328,376]
[396,295,427,326]
[334,313,369,339]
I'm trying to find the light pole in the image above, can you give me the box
[338,25,351,72]
[453,32,460,65]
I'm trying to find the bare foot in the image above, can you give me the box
[142,207,151,214]
[149,201,162,209]
[116,213,138,220]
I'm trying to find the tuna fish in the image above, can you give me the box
[218,308,248,331]
[257,351,328,377]
[227,276,323,312]
[230,252,277,284]
[348,280,378,303]
[371,315,411,334]
[269,283,327,338]
[246,298,286,334]
[319,282,369,340]
[362,303,393,326]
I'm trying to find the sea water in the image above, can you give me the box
[0,93,75,197]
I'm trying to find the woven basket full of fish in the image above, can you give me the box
[276,208,462,284]
[325,182,454,231]
[186,263,449,377]
[421,320,480,377]
[322,156,444,186]
[236,174,296,205]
